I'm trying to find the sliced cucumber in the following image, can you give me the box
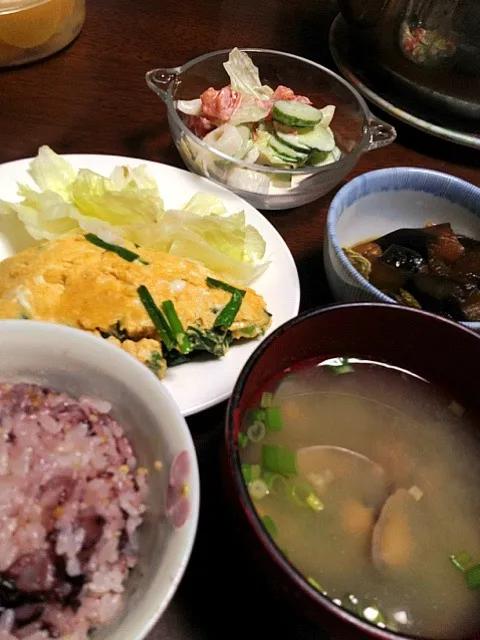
[257,145,294,167]
[273,122,313,152]
[268,135,309,162]
[272,100,322,127]
[299,125,336,152]
[308,145,341,166]
[275,121,335,153]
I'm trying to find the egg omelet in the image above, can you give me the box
[0,236,272,378]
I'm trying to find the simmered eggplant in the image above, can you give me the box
[452,247,480,285]
[344,222,480,322]
[374,224,454,258]
[380,244,424,273]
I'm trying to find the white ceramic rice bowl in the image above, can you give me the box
[0,320,200,640]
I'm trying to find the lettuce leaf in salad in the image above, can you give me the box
[229,97,269,126]
[223,48,274,100]
[0,146,269,285]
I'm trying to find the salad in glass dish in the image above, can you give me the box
[175,48,341,196]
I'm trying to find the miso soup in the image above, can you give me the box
[238,357,480,639]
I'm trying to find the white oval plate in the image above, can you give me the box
[0,154,300,416]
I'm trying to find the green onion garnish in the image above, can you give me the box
[465,565,480,590]
[238,432,249,449]
[206,277,246,329]
[161,300,192,354]
[306,492,325,512]
[253,408,266,422]
[307,577,326,595]
[261,445,297,476]
[260,392,273,408]
[327,357,354,375]
[241,463,261,483]
[85,233,149,264]
[263,471,288,497]
[146,351,164,376]
[261,515,277,537]
[449,551,472,572]
[265,406,283,431]
[362,605,386,626]
[137,285,175,351]
[206,277,243,295]
[214,290,245,329]
[241,325,257,336]
[290,481,324,512]
[247,421,266,443]
[248,478,268,500]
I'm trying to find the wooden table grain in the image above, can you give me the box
[1,1,479,638]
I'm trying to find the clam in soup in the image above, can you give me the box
[238,357,480,639]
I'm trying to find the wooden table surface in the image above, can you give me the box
[1,1,479,638]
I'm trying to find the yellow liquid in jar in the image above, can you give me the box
[0,0,79,64]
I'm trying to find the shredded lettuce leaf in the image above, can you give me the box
[28,145,77,200]
[183,193,227,216]
[70,169,164,225]
[223,48,274,100]
[229,99,270,126]
[0,145,269,285]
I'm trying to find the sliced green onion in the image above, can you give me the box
[253,408,266,422]
[263,471,288,497]
[207,277,246,329]
[206,276,244,296]
[137,286,175,351]
[327,357,354,376]
[265,406,283,431]
[362,605,386,626]
[290,481,324,512]
[465,565,480,590]
[241,463,261,483]
[251,464,261,480]
[260,392,273,408]
[261,445,297,476]
[307,577,326,595]
[247,421,266,442]
[238,432,249,449]
[240,325,257,336]
[85,233,149,264]
[161,300,192,354]
[261,515,277,537]
[306,492,325,512]
[241,463,252,483]
[214,290,245,329]
[248,478,269,500]
[449,551,472,572]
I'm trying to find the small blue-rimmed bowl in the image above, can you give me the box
[324,167,480,331]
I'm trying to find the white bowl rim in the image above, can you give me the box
[0,319,201,640]
[326,166,480,331]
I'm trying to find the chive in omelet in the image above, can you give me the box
[0,235,272,378]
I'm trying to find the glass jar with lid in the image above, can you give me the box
[0,0,85,67]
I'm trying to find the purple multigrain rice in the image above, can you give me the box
[0,383,148,640]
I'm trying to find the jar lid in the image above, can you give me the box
[0,0,49,14]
